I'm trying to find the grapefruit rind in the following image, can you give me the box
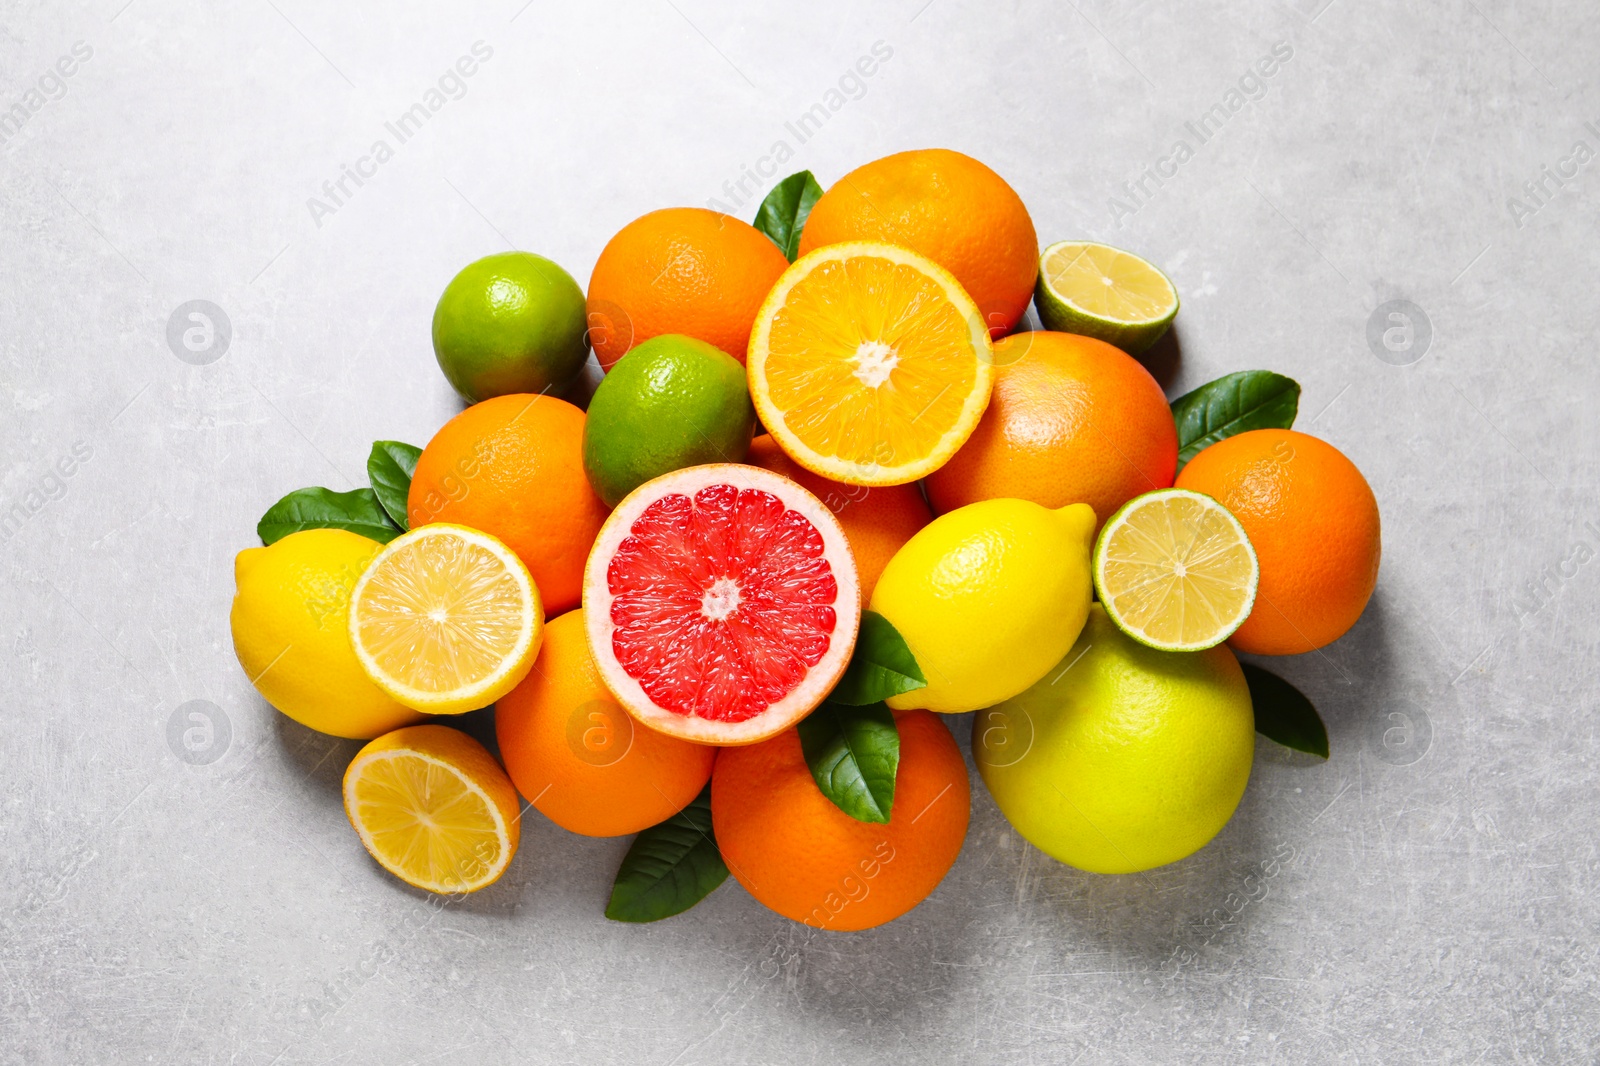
[583,464,861,746]
[746,241,995,488]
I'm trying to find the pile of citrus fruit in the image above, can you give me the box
[231,149,1380,927]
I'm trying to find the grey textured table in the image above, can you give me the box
[3,1,1595,1062]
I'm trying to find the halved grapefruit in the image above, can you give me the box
[583,464,861,746]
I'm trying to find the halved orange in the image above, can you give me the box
[343,725,521,894]
[747,241,994,486]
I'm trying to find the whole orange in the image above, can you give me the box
[744,435,931,600]
[712,710,969,931]
[407,393,608,615]
[924,331,1177,528]
[797,149,1038,336]
[496,609,714,837]
[1175,429,1381,655]
[586,207,789,371]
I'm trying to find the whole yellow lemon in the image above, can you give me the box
[230,529,422,739]
[870,499,1095,713]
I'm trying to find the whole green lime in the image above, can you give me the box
[972,605,1254,874]
[432,252,589,402]
[583,334,756,507]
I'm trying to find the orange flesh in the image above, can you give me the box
[764,256,981,471]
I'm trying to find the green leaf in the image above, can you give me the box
[1243,663,1328,759]
[829,611,926,706]
[605,785,728,923]
[257,486,402,546]
[797,703,899,823]
[753,171,824,261]
[1170,370,1301,467]
[367,441,422,531]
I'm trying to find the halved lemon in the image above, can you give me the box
[349,523,542,715]
[1035,240,1179,355]
[1093,488,1258,652]
[746,241,994,486]
[343,725,521,894]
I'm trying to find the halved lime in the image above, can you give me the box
[1093,489,1257,652]
[1035,240,1179,355]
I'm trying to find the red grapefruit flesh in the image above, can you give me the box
[584,464,861,746]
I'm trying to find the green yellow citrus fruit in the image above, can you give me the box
[432,251,589,402]
[230,529,422,739]
[973,605,1254,873]
[581,333,755,507]
[1093,488,1258,652]
[1034,241,1179,355]
[869,499,1095,713]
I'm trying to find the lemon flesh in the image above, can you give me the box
[343,725,520,894]
[349,523,543,715]
[974,606,1254,874]
[870,498,1095,713]
[1035,240,1178,355]
[1094,488,1258,652]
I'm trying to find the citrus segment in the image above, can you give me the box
[1035,241,1178,354]
[349,524,543,715]
[747,242,993,486]
[1094,489,1259,652]
[585,465,860,745]
[343,725,521,894]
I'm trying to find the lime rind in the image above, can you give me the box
[1034,240,1179,355]
[1092,488,1258,652]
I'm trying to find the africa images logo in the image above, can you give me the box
[1106,41,1294,226]
[305,41,494,228]
[0,41,93,145]
[1504,122,1600,229]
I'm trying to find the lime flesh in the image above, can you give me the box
[1093,488,1258,652]
[1034,241,1178,355]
